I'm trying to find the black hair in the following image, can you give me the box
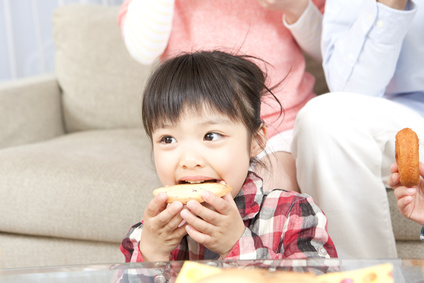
[142,50,283,149]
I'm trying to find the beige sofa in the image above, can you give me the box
[0,4,422,269]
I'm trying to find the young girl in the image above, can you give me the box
[120,50,337,262]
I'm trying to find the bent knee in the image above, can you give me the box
[295,92,362,133]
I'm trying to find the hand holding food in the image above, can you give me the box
[139,193,186,261]
[183,191,246,257]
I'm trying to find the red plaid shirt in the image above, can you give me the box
[121,172,337,262]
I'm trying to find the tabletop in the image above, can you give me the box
[1,258,424,283]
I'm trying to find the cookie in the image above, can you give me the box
[152,182,232,204]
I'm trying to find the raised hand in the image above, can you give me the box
[388,162,424,226]
[180,191,246,257]
[256,0,309,24]
[139,192,187,261]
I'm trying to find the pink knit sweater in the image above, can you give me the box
[118,0,324,138]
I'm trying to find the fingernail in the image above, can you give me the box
[178,220,186,228]
[201,190,210,200]
[180,209,188,218]
[158,192,167,201]
[186,200,197,209]
[171,201,183,210]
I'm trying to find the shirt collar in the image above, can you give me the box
[234,171,264,221]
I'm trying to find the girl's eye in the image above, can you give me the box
[160,136,176,144]
[204,132,222,141]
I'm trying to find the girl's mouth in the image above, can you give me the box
[178,179,219,185]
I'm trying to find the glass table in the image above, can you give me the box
[1,258,424,283]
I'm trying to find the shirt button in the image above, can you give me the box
[376,20,384,28]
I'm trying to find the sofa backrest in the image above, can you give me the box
[53,4,153,133]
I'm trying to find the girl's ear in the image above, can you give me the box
[250,124,267,158]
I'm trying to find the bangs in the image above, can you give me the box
[142,51,260,137]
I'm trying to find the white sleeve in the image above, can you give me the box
[122,0,175,65]
[283,0,323,61]
[321,0,416,95]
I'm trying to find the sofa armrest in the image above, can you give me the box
[0,74,65,149]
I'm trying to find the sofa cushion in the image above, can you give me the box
[0,74,64,149]
[0,129,161,243]
[53,4,153,133]
[0,233,122,269]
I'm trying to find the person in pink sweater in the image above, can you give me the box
[117,0,325,192]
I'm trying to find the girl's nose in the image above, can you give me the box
[179,149,205,169]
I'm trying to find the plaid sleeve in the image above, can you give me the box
[120,222,145,262]
[224,227,271,260]
[282,194,337,259]
[224,191,337,260]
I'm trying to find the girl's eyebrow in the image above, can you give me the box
[197,116,234,125]
[158,116,233,128]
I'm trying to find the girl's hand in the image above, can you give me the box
[180,191,246,257]
[257,0,309,24]
[388,162,424,226]
[139,192,187,261]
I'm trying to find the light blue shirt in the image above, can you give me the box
[322,0,424,115]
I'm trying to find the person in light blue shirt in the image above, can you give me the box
[291,0,424,259]
[388,161,424,243]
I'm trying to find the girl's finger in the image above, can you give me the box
[144,192,168,218]
[181,207,215,235]
[185,224,211,243]
[201,190,233,215]
[145,204,188,245]
[173,224,188,239]
[185,195,225,225]
[152,201,184,228]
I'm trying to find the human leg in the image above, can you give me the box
[291,92,424,258]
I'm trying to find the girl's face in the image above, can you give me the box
[152,108,266,197]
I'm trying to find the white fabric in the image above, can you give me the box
[283,0,323,61]
[122,0,175,64]
[257,129,293,161]
[292,92,424,258]
[295,0,424,258]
